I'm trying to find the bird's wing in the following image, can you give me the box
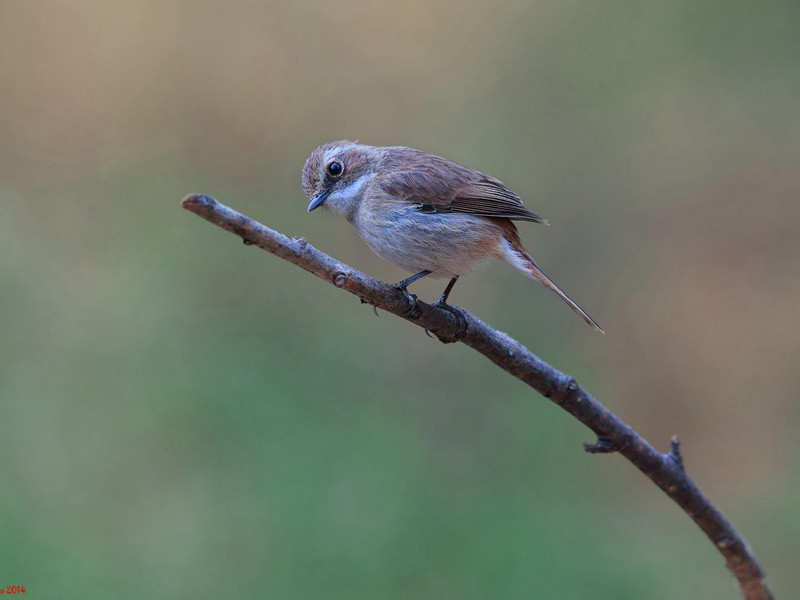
[450,177,547,223]
[379,151,547,224]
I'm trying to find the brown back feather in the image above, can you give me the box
[379,147,546,223]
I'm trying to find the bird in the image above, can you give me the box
[301,140,603,333]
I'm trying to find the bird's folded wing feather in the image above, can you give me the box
[379,155,546,223]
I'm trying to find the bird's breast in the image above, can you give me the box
[353,198,503,277]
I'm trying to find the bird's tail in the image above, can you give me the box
[500,231,605,334]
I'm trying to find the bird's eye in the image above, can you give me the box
[326,160,344,178]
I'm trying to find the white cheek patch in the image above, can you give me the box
[325,175,368,212]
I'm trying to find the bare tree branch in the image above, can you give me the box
[181,193,772,600]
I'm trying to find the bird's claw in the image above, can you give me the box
[400,290,421,319]
[360,298,380,317]
[431,298,452,311]
[431,303,468,344]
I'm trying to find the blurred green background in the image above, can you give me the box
[1,1,798,598]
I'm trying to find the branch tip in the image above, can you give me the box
[181,193,213,210]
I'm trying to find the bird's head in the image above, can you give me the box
[301,141,372,219]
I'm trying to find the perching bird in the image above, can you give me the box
[301,140,603,333]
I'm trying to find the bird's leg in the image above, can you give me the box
[393,270,430,319]
[429,277,467,344]
[393,270,431,291]
[432,277,459,309]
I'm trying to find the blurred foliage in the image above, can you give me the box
[1,1,798,597]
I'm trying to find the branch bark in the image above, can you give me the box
[181,193,772,600]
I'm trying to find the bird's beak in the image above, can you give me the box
[307,187,332,212]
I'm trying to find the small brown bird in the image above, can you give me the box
[301,140,603,333]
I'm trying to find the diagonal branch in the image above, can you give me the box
[181,193,772,600]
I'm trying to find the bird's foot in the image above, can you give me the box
[399,289,422,320]
[430,302,468,344]
[431,296,452,311]
[360,298,380,317]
